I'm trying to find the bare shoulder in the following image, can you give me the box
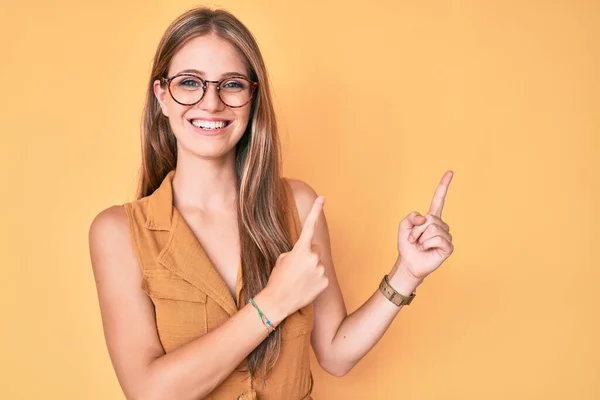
[88,204,141,300]
[284,178,319,222]
[89,205,132,272]
[88,205,164,397]
[88,203,141,290]
[89,205,129,245]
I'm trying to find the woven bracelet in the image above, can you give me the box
[248,298,275,333]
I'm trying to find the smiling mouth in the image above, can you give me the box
[188,119,233,130]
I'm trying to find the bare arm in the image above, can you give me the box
[89,206,286,400]
[287,180,423,377]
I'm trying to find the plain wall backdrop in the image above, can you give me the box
[1,0,598,398]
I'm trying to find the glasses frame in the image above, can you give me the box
[162,73,259,108]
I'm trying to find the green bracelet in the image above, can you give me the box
[248,298,275,333]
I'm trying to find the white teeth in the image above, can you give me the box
[191,119,228,130]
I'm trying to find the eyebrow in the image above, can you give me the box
[173,69,249,79]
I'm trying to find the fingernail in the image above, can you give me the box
[316,196,325,204]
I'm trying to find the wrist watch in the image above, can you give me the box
[379,274,416,306]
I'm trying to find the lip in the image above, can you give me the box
[188,118,233,136]
[188,116,231,122]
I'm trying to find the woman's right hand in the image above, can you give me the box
[263,196,330,319]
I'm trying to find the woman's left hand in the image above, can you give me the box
[396,171,454,281]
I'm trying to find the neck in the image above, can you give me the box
[172,150,238,212]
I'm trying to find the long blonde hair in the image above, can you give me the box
[137,7,294,379]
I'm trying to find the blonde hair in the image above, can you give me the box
[137,7,293,380]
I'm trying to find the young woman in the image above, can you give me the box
[89,7,454,400]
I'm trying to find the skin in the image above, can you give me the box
[89,33,454,400]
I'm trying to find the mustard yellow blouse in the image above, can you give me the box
[123,170,314,399]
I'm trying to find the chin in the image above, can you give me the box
[177,139,239,161]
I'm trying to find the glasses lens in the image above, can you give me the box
[219,78,253,107]
[169,75,204,105]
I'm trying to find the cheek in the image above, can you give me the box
[166,101,188,118]
[163,103,191,133]
[163,106,191,142]
[234,108,252,131]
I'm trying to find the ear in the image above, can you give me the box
[153,79,169,117]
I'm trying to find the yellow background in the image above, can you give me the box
[1,0,598,398]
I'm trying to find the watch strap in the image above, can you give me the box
[379,274,416,306]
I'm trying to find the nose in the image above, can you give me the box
[197,81,225,112]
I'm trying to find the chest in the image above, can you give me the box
[180,209,241,298]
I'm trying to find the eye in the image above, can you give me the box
[173,75,203,90]
[221,79,248,91]
[181,79,199,87]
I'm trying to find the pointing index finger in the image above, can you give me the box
[296,196,325,247]
[428,170,453,218]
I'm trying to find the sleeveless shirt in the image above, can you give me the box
[122,170,314,399]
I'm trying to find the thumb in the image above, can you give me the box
[399,211,426,232]
[296,196,325,248]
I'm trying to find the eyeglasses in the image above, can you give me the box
[162,73,259,108]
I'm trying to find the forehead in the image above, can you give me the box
[168,34,248,77]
